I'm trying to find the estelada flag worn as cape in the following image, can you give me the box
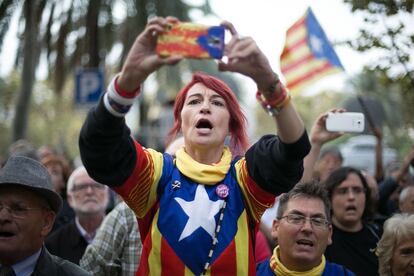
[280,8,344,93]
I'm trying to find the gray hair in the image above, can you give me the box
[399,185,414,204]
[66,166,107,194]
[376,213,414,276]
[276,181,331,222]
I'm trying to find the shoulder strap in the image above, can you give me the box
[365,223,380,241]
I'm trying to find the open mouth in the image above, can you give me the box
[297,239,314,247]
[0,231,15,238]
[345,205,357,211]
[196,119,213,129]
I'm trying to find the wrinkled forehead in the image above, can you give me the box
[337,172,364,188]
[73,172,98,186]
[285,196,326,216]
[186,82,224,99]
[0,185,45,206]
[395,233,414,247]
[320,153,342,163]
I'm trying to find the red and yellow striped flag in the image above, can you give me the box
[280,8,344,93]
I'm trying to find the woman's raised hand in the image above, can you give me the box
[310,108,346,146]
[218,21,275,92]
[117,16,183,93]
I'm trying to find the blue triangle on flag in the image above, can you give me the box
[306,8,344,69]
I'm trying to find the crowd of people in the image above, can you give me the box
[1,16,414,276]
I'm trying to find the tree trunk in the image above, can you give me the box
[12,0,37,141]
[86,0,101,67]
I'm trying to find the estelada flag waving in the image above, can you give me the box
[280,8,344,93]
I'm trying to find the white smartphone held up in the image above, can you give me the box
[325,112,365,133]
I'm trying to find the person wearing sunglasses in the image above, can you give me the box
[46,166,109,265]
[257,181,355,275]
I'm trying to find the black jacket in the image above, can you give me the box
[79,97,311,195]
[45,220,88,265]
[32,246,90,276]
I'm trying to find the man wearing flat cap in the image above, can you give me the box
[0,156,90,276]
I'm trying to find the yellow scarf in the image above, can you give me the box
[269,246,326,276]
[175,147,232,185]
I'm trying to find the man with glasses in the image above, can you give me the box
[257,181,355,275]
[46,166,109,265]
[0,156,90,275]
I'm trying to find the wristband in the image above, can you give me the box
[260,74,281,102]
[103,74,141,117]
[107,75,140,106]
[114,75,141,99]
[103,93,132,117]
[256,82,291,117]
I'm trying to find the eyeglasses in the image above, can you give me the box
[279,214,330,228]
[334,186,366,196]
[71,183,106,192]
[0,203,46,219]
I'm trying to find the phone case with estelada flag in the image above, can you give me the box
[156,22,225,59]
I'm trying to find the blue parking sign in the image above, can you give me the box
[75,69,104,106]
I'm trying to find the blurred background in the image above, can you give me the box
[0,0,413,172]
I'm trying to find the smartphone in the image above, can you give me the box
[326,112,365,133]
[156,22,225,59]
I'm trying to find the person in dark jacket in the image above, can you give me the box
[0,156,90,275]
[46,166,109,264]
[324,167,381,276]
[40,154,75,233]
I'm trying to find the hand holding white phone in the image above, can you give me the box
[325,112,365,133]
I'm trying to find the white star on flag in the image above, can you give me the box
[175,185,224,241]
[310,34,323,54]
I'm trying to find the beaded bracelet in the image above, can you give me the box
[256,92,291,117]
[256,77,291,117]
[260,74,282,102]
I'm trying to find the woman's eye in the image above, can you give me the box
[212,101,224,106]
[400,248,414,256]
[188,99,200,105]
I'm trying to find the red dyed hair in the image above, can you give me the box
[166,72,249,156]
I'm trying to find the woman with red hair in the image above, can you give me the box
[79,17,310,275]
[166,72,249,157]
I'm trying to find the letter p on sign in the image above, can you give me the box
[75,69,104,106]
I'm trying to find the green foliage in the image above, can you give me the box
[343,0,413,14]
[0,72,20,157]
[341,0,414,149]
[253,69,412,155]
[26,80,86,159]
[0,0,233,156]
[348,68,413,155]
[0,73,85,160]
[253,89,349,140]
